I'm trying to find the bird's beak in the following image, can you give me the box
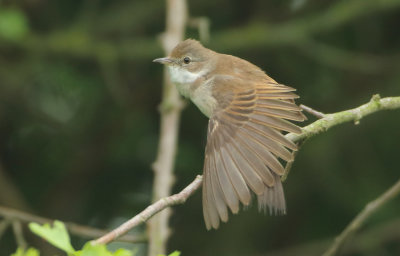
[153,57,174,65]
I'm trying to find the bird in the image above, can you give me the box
[154,39,305,230]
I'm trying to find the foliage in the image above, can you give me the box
[29,221,75,254]
[26,221,134,256]
[158,251,180,256]
[10,248,39,256]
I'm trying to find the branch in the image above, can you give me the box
[12,221,27,249]
[286,95,400,143]
[0,205,145,243]
[93,175,202,245]
[148,1,187,254]
[300,104,326,118]
[94,95,400,244]
[322,178,400,256]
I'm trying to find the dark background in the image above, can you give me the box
[0,0,400,255]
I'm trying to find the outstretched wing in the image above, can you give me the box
[202,77,305,230]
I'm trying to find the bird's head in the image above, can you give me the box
[153,39,215,77]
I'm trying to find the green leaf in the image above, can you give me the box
[158,251,181,256]
[0,8,28,41]
[74,243,133,256]
[29,221,75,254]
[168,251,181,256]
[28,221,134,256]
[113,249,134,256]
[11,247,40,256]
[73,243,112,256]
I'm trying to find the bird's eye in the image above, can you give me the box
[183,56,191,64]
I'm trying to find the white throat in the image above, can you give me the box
[168,66,204,98]
[167,65,216,117]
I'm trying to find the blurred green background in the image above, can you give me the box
[0,0,400,255]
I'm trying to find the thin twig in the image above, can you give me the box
[94,175,202,245]
[300,104,326,118]
[12,221,27,249]
[0,206,145,243]
[322,178,400,256]
[286,95,400,143]
[94,95,400,245]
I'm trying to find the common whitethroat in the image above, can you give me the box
[154,39,305,230]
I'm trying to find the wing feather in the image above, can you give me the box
[236,128,285,175]
[225,138,265,195]
[213,135,240,213]
[254,108,305,121]
[209,149,229,222]
[219,145,251,205]
[258,92,299,99]
[201,76,304,229]
[250,113,302,133]
[233,134,275,186]
[244,122,298,150]
[203,156,220,229]
[257,84,296,92]
[256,99,302,111]
[239,126,293,161]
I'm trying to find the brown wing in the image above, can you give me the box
[202,78,305,230]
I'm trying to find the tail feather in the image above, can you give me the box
[257,173,286,215]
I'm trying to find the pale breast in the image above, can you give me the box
[190,79,217,118]
[168,65,217,117]
[167,64,217,117]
